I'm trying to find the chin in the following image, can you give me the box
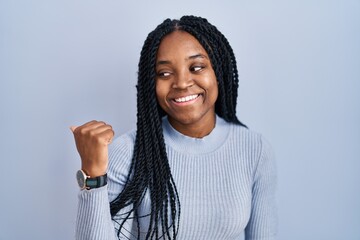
[169,112,206,125]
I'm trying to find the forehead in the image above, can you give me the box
[156,31,208,59]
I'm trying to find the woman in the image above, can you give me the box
[71,15,277,240]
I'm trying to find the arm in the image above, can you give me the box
[76,186,118,240]
[75,138,135,240]
[245,136,278,240]
[71,121,134,240]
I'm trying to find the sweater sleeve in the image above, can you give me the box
[75,134,135,240]
[245,135,278,240]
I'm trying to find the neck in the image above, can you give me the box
[168,112,216,138]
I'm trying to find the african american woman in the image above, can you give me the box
[71,15,277,240]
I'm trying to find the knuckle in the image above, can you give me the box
[79,127,87,135]
[88,130,96,137]
[95,137,104,144]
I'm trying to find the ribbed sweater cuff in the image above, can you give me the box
[76,185,116,240]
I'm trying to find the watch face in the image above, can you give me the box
[76,170,86,189]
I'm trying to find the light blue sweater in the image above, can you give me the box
[76,116,277,239]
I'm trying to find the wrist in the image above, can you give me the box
[81,165,107,178]
[76,170,107,190]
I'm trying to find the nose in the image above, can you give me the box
[172,69,193,89]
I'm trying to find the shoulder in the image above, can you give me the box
[109,128,136,155]
[106,129,136,201]
[228,123,275,169]
[108,128,136,173]
[229,123,270,150]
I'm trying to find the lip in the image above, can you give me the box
[170,93,202,106]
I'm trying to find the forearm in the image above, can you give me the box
[76,186,117,240]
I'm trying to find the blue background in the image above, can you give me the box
[1,0,359,239]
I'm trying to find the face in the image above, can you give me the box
[155,31,218,137]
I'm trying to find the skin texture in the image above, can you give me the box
[71,30,218,177]
[70,121,114,177]
[155,31,218,138]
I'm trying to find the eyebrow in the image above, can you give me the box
[188,53,208,60]
[156,53,208,66]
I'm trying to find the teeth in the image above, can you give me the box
[174,94,199,103]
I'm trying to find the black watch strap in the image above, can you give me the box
[86,173,107,189]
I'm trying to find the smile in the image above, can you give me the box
[173,94,200,103]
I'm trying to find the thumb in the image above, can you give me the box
[70,126,77,133]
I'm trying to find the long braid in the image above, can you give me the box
[109,16,246,240]
[179,16,246,126]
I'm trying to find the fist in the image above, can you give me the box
[70,120,114,177]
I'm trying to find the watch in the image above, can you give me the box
[76,169,107,190]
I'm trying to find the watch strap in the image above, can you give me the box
[86,173,107,189]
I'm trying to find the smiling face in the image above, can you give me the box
[155,31,218,137]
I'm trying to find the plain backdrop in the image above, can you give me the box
[1,0,359,239]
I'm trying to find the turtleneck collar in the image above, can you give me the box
[162,115,231,155]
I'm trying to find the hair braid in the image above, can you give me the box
[109,15,246,240]
[178,15,246,126]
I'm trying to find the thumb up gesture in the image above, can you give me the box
[70,121,114,177]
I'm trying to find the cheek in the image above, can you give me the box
[206,75,219,102]
[155,81,167,105]
[211,83,219,103]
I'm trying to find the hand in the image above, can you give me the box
[70,120,114,177]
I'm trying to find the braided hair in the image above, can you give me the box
[109,15,247,240]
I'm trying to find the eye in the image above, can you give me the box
[157,71,171,78]
[190,66,204,72]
